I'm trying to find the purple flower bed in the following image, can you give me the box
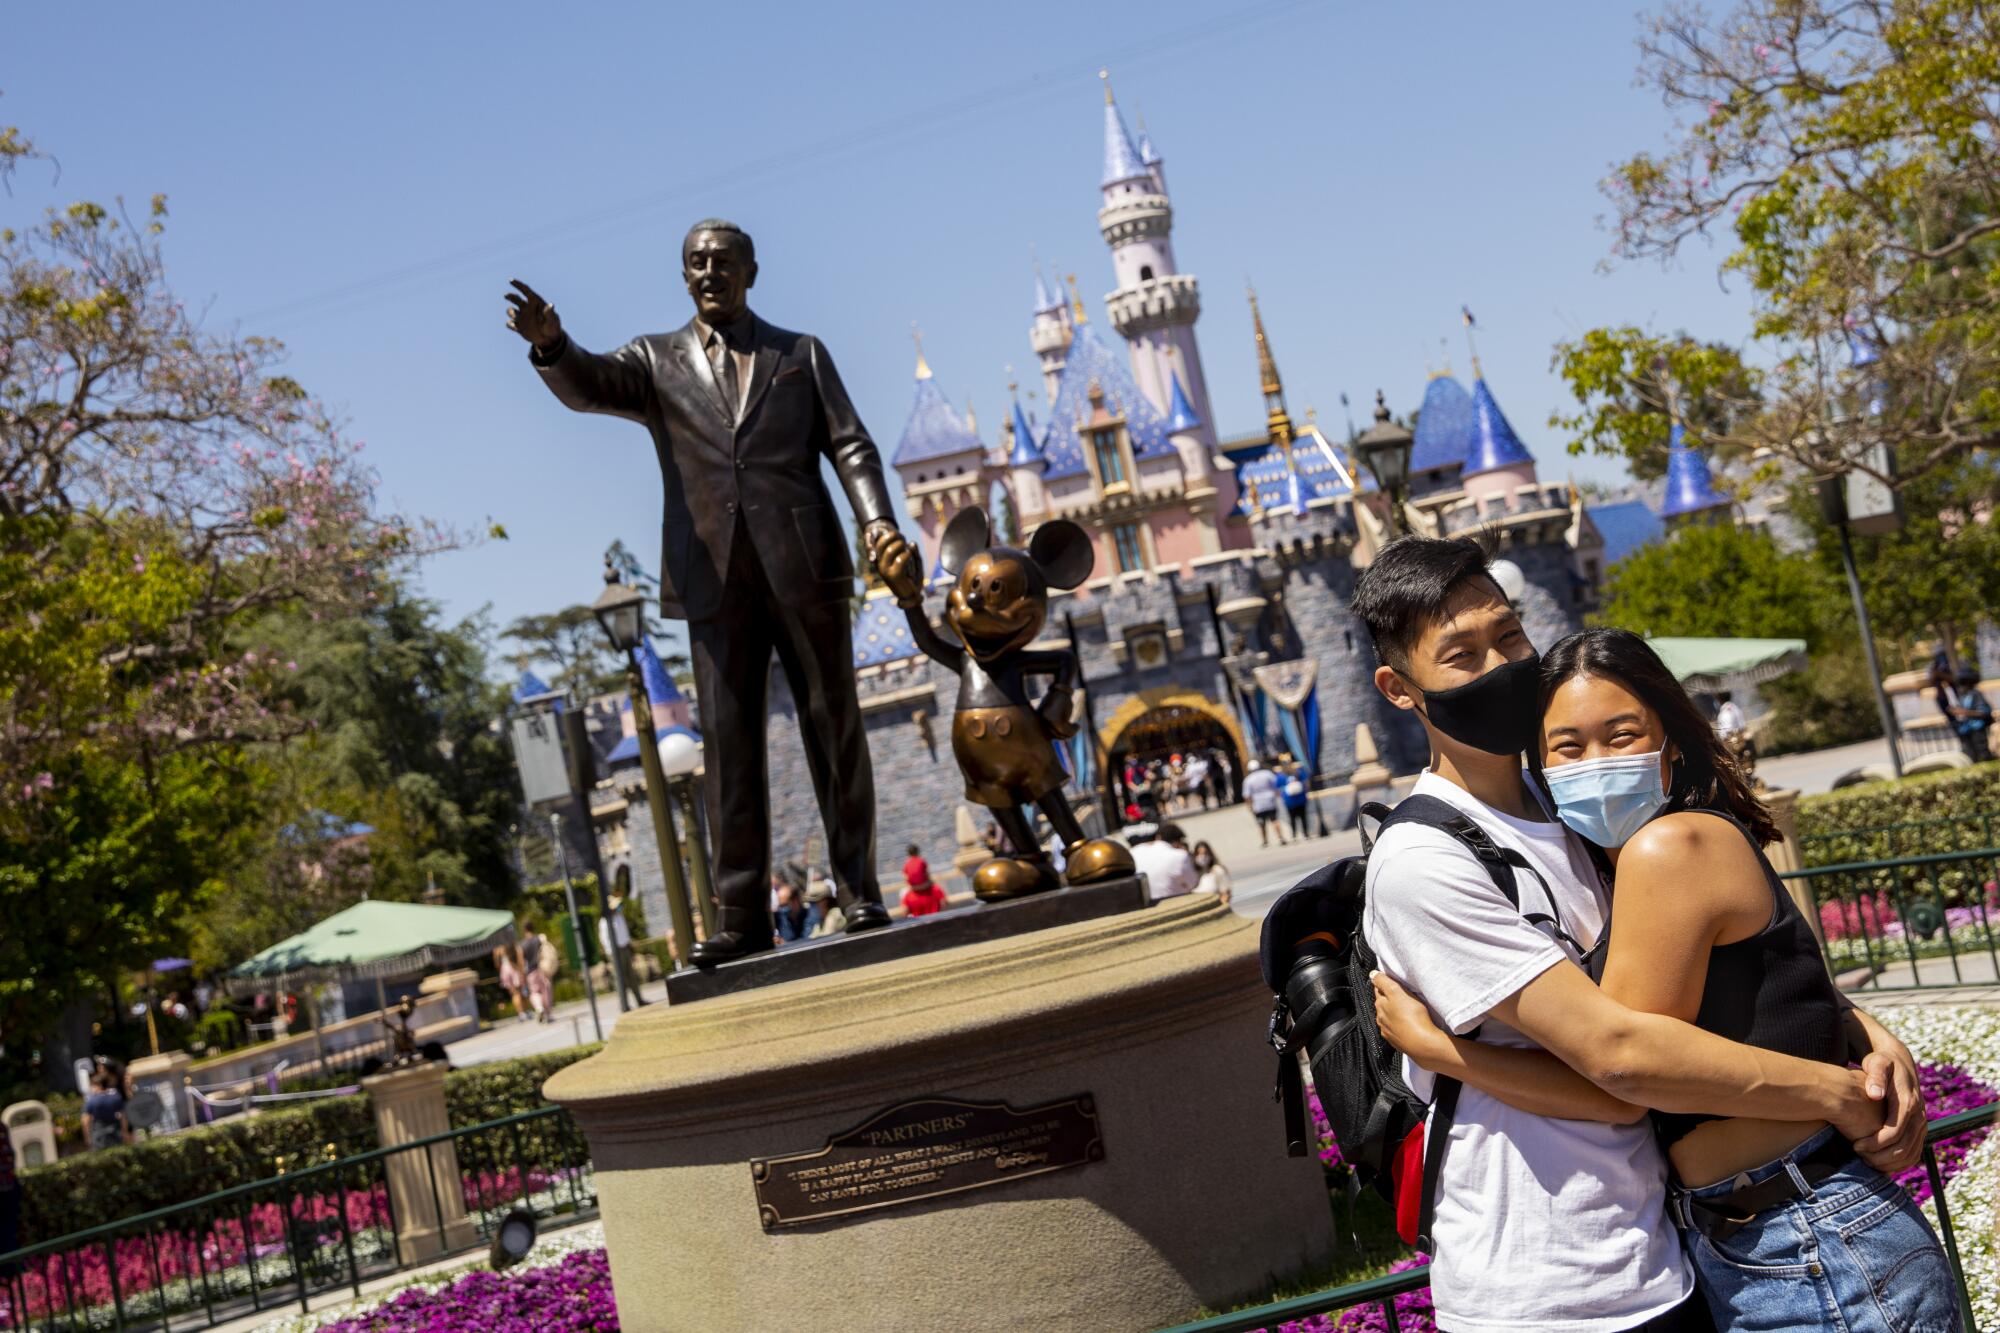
[318,1248,617,1333]
[1898,1061,1994,1204]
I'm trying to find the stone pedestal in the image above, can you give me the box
[127,1051,194,1134]
[364,1063,478,1264]
[1762,787,1825,950]
[547,895,1334,1332]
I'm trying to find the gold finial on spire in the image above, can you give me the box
[1461,306,1482,378]
[1248,284,1282,398]
[1100,68,1114,105]
[1066,274,1088,323]
[912,323,931,380]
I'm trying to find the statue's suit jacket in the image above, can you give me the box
[532,315,895,620]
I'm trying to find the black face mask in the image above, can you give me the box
[1410,652,1543,757]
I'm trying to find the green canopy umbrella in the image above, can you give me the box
[226,900,516,995]
[1644,636,1809,693]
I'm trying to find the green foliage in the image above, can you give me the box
[501,605,627,698]
[1798,766,2000,865]
[1596,522,1829,647]
[1580,1,2000,489]
[1759,645,1887,757]
[15,1044,600,1244]
[18,1095,375,1243]
[1550,329,1762,480]
[190,586,521,973]
[190,1007,247,1056]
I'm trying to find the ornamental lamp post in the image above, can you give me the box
[657,729,716,938]
[591,563,698,968]
[1353,390,1415,537]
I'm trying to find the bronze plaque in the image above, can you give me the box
[750,1093,1103,1229]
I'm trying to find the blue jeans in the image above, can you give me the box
[1680,1127,1961,1332]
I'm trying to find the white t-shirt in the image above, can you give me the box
[1130,840,1198,900]
[1364,771,1690,1333]
[1242,768,1281,813]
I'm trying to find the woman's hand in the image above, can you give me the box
[1370,971,1451,1070]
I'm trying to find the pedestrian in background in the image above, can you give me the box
[807,880,846,938]
[1242,759,1286,847]
[493,943,528,1023]
[1947,664,1993,763]
[598,869,648,1008]
[83,1068,129,1150]
[520,921,556,1023]
[901,847,948,916]
[1281,760,1311,839]
[1130,822,1199,901]
[1192,841,1233,906]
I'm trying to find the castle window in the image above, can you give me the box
[1139,265,1155,281]
[1112,523,1144,574]
[1092,428,1126,486]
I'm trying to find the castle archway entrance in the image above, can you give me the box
[1097,687,1247,821]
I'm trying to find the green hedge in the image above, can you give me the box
[15,1043,601,1247]
[1797,765,2000,865]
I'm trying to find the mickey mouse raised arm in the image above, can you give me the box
[872,507,1135,900]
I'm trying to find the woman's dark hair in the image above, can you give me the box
[1533,628,1778,845]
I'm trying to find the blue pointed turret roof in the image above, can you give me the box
[1137,126,1160,166]
[637,636,682,704]
[1164,373,1203,435]
[1039,323,1180,481]
[891,365,983,467]
[1033,267,1061,316]
[1461,376,1537,478]
[1409,374,1475,474]
[1224,426,1357,516]
[1659,422,1731,518]
[512,668,556,705]
[1007,396,1045,469]
[1102,89,1150,188]
[852,594,922,668]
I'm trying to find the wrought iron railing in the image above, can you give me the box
[1156,1103,1996,1333]
[1783,846,2000,990]
[0,1105,594,1332]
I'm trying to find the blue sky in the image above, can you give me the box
[7,1,1750,663]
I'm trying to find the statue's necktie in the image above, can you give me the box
[708,333,739,423]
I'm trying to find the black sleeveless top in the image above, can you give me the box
[1584,807,1848,1146]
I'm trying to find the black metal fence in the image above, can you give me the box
[0,1106,594,1332]
[1155,1103,1996,1333]
[1785,845,2000,990]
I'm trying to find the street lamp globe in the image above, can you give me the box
[658,729,702,778]
[590,562,647,653]
[1488,558,1527,606]
[1353,390,1415,499]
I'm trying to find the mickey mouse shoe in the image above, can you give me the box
[973,856,1062,901]
[1062,838,1136,886]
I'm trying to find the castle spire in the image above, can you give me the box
[1033,262,1060,315]
[1248,285,1291,445]
[1099,69,1150,188]
[912,324,931,380]
[1066,274,1088,324]
[1006,378,1045,469]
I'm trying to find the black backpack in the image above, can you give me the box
[1260,794,1577,1250]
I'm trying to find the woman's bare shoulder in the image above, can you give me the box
[1619,810,1763,896]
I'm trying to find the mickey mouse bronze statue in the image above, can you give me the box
[873,508,1135,900]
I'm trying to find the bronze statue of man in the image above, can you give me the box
[505,220,909,963]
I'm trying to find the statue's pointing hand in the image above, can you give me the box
[504,280,563,351]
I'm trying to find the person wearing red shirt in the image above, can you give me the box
[901,844,948,916]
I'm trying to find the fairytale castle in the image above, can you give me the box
[591,75,1739,908]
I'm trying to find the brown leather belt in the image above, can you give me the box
[1669,1133,1854,1243]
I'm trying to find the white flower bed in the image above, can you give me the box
[254,1221,605,1333]
[1880,1005,2000,1331]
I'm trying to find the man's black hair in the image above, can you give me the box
[1157,822,1187,846]
[1349,534,1495,672]
[683,218,754,264]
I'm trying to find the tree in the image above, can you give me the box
[1562,0,2000,489]
[1596,521,1832,647]
[0,112,448,1042]
[1551,332,1763,481]
[501,604,625,695]
[192,588,522,971]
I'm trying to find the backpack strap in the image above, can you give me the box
[1365,791,1588,1253]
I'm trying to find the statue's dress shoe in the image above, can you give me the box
[689,931,775,967]
[1063,838,1136,886]
[973,856,1061,901]
[845,901,892,934]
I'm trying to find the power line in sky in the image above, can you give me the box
[238,0,1323,332]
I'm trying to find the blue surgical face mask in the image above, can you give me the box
[1544,749,1670,849]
